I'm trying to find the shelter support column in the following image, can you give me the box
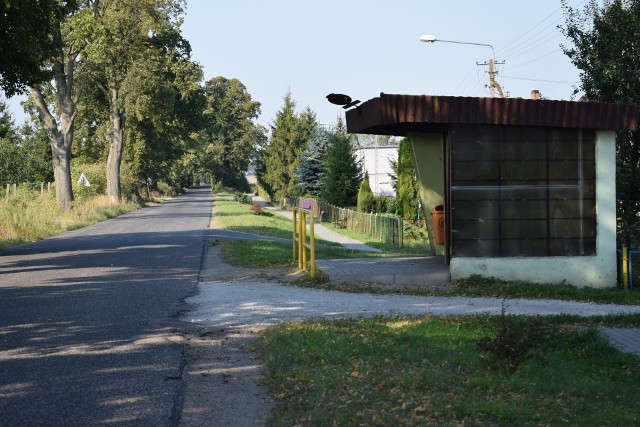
[408,133,446,256]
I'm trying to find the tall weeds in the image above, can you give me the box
[0,187,142,250]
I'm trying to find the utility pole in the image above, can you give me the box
[477,58,506,97]
[419,35,506,98]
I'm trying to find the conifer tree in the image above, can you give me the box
[357,170,375,212]
[295,127,331,196]
[259,91,315,203]
[396,138,419,220]
[321,126,361,207]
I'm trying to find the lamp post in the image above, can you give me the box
[419,34,503,97]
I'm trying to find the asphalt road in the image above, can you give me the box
[0,187,213,426]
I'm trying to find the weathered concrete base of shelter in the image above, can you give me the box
[316,256,450,288]
[450,255,617,288]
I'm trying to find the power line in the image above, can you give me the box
[498,18,564,59]
[503,31,564,62]
[501,75,579,84]
[496,5,564,55]
[497,0,587,59]
[450,0,587,97]
[502,49,562,71]
[452,65,479,95]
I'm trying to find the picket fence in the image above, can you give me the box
[4,182,52,197]
[289,197,405,247]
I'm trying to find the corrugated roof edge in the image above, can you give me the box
[345,94,639,136]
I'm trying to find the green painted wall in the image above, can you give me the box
[408,133,445,253]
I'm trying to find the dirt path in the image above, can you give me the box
[176,242,293,426]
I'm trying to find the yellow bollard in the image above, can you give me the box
[298,210,303,270]
[301,211,307,269]
[623,244,629,290]
[292,208,316,277]
[292,208,297,262]
[309,211,315,278]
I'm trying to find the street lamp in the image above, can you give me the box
[419,34,503,97]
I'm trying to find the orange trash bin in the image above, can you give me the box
[431,205,445,245]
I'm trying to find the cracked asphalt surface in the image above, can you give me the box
[0,188,213,426]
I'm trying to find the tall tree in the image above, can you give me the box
[561,0,640,244]
[200,76,262,191]
[123,30,204,196]
[259,91,316,203]
[0,0,77,96]
[75,0,186,202]
[29,2,82,211]
[321,124,361,207]
[295,126,332,197]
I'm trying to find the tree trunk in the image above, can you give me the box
[31,83,75,212]
[51,139,74,211]
[106,87,125,203]
[29,24,77,211]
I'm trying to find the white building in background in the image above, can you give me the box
[355,144,398,197]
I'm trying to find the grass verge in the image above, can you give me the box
[285,272,640,305]
[322,221,429,256]
[218,239,389,268]
[0,188,144,251]
[257,315,640,426]
[451,274,640,305]
[212,198,422,262]
[213,198,337,244]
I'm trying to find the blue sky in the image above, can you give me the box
[6,0,589,130]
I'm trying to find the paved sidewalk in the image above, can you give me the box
[252,196,382,253]
[185,279,640,356]
[601,328,640,356]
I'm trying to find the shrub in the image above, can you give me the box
[250,202,273,216]
[477,300,553,373]
[372,195,395,214]
[357,171,375,212]
[156,180,178,198]
[211,181,223,193]
[71,162,107,202]
[386,197,397,214]
[403,220,427,241]
[235,193,252,204]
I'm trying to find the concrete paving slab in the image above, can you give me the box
[601,328,640,356]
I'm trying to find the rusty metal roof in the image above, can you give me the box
[345,94,639,135]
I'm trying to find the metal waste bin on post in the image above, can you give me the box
[431,205,445,245]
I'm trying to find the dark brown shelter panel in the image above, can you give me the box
[450,125,596,257]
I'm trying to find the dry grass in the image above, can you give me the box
[0,188,142,250]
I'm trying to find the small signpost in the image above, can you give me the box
[77,173,91,187]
